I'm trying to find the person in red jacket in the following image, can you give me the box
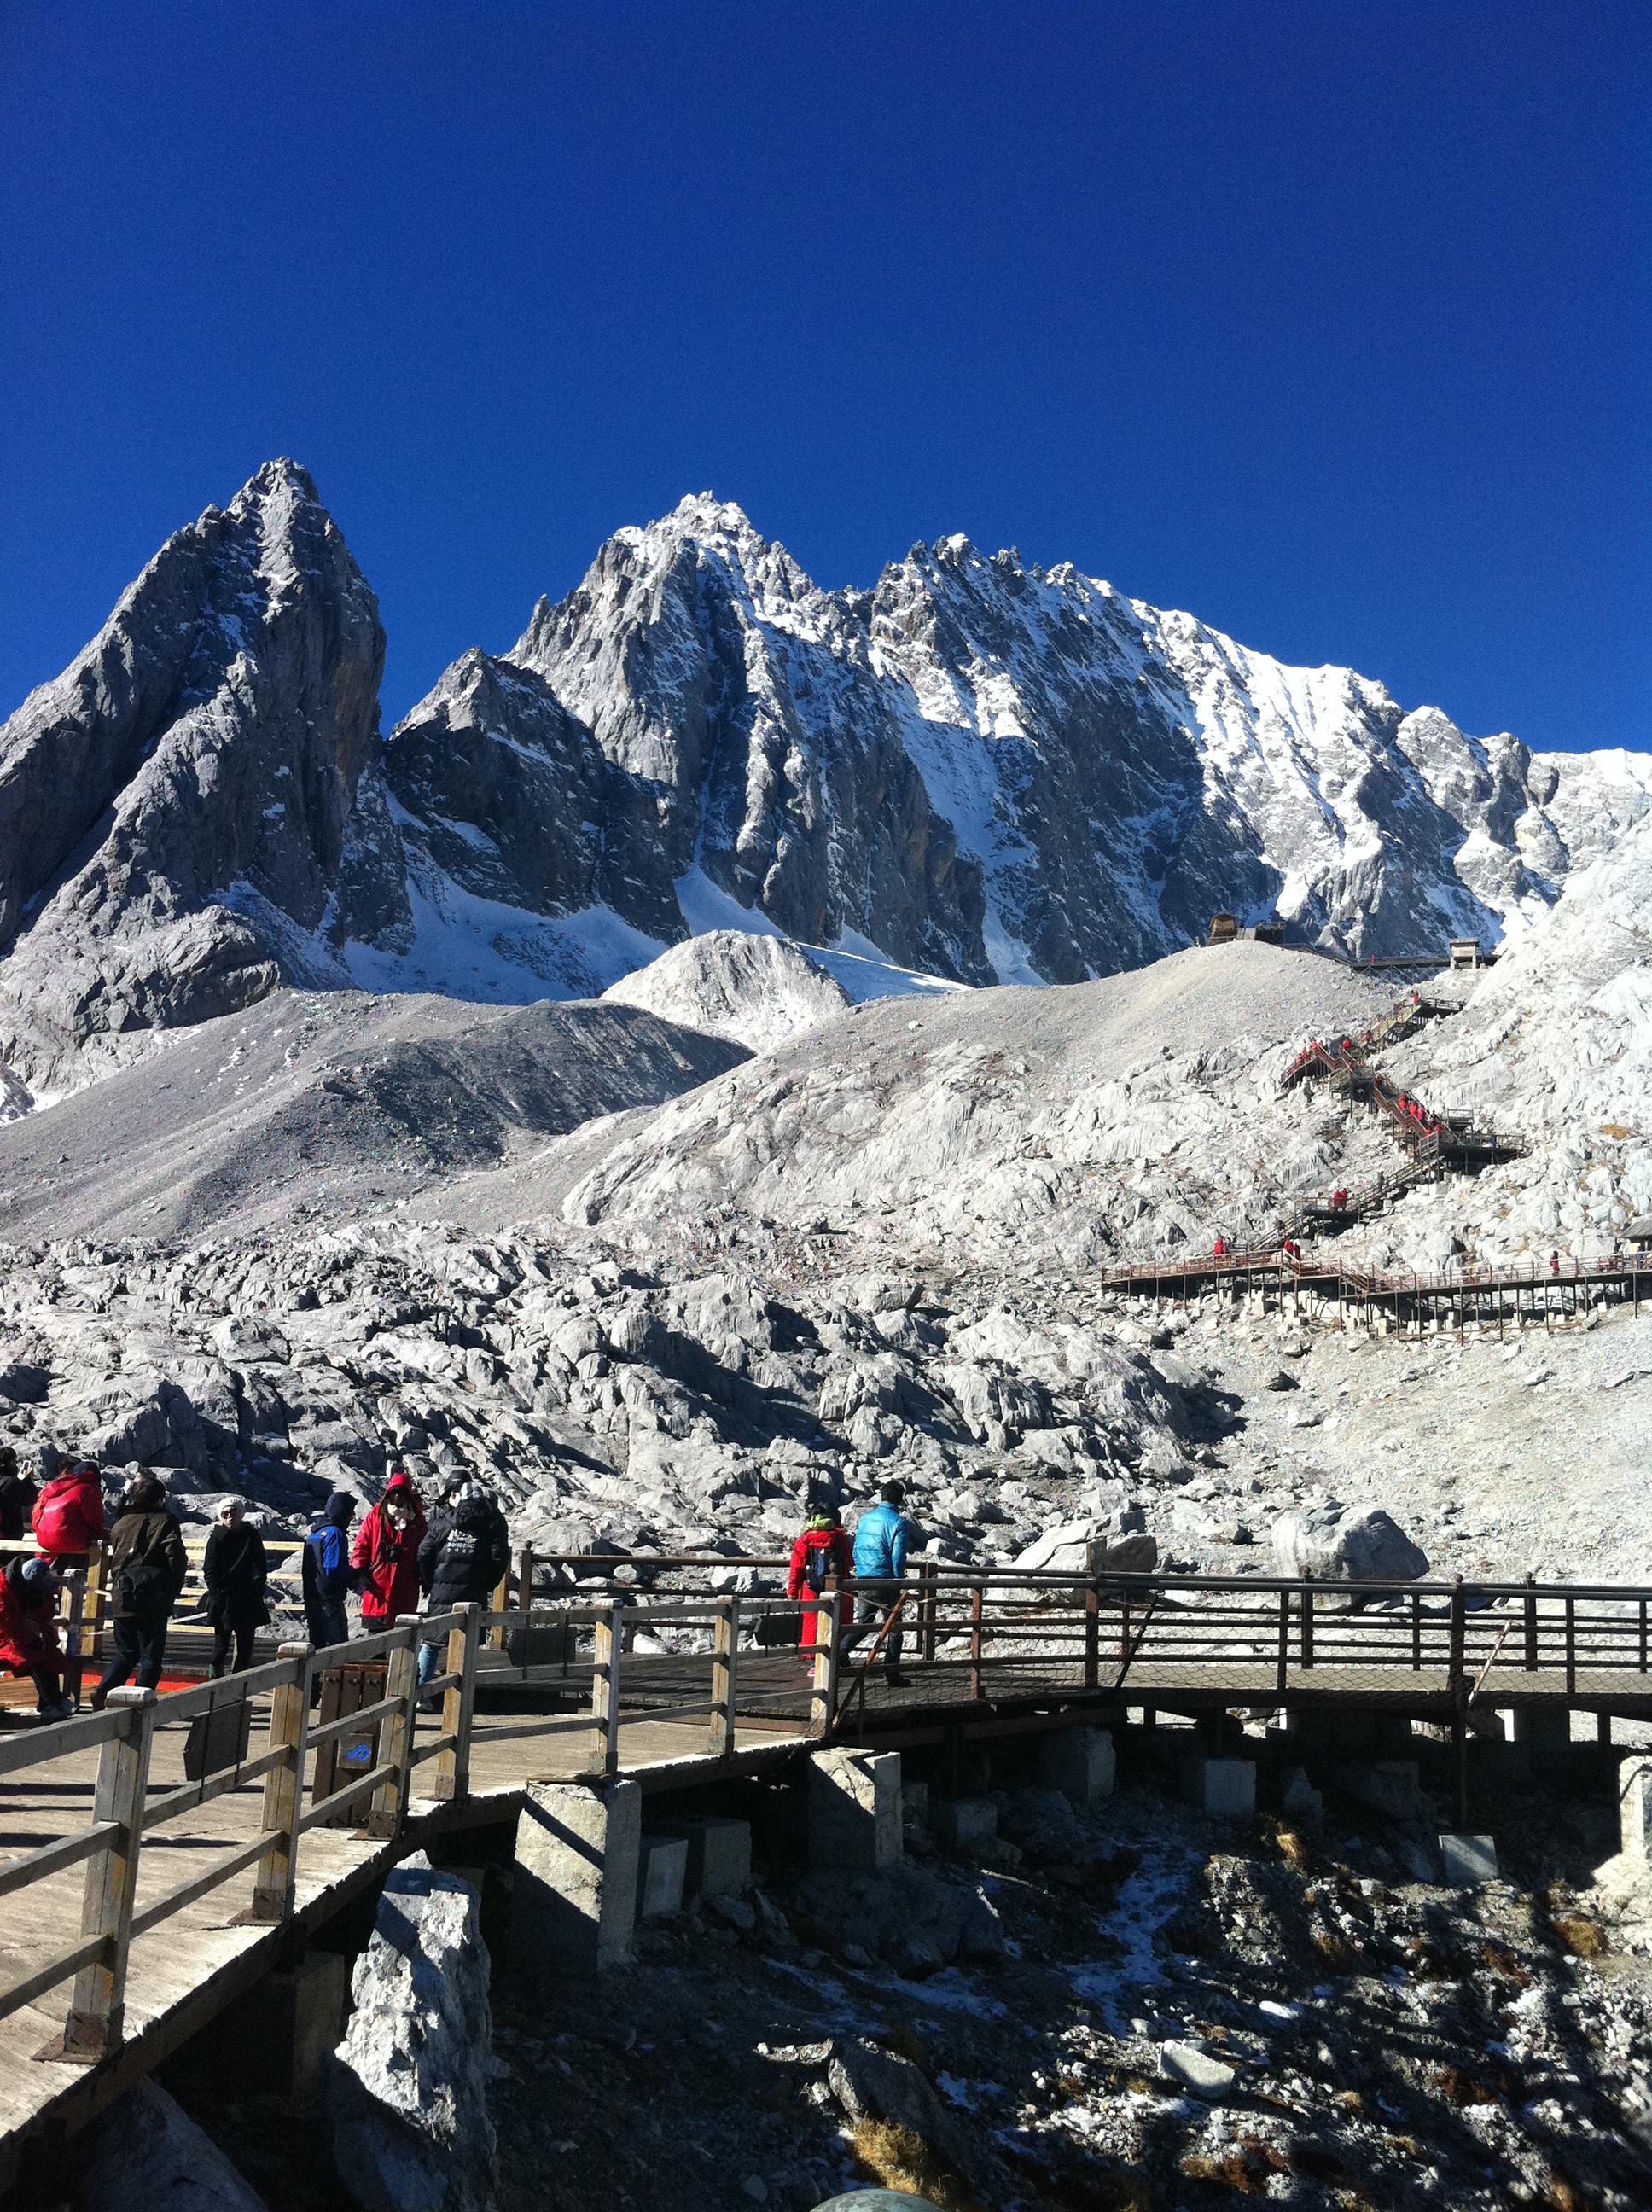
[352,1470,428,1629]
[32,1460,105,1568]
[788,1507,852,1599]
[0,1555,72,1720]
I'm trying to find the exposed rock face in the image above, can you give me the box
[0,459,400,1090]
[5,469,1649,1108]
[72,2078,269,2211]
[325,1853,497,2212]
[600,929,851,1054]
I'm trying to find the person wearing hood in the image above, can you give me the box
[416,1479,510,1700]
[32,1458,105,1568]
[788,1506,852,1598]
[303,1492,356,1651]
[91,1472,188,1705]
[0,1447,38,1544]
[203,1499,268,1676]
[0,1554,73,1720]
[352,1470,427,1630]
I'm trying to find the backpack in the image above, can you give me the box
[117,1551,172,1617]
[802,1534,835,1593]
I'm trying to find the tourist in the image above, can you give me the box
[0,1555,73,1721]
[352,1469,428,1632]
[415,1479,511,1702]
[203,1498,268,1676]
[0,1447,37,1542]
[787,1504,852,1598]
[90,1472,188,1705]
[302,1491,357,1651]
[32,1457,105,1569]
[850,1478,911,1686]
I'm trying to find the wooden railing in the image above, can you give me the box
[0,1586,839,2063]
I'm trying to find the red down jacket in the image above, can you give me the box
[32,1469,104,1558]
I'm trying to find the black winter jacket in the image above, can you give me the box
[417,1496,511,1611]
[203,1523,268,1629]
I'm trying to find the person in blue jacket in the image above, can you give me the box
[302,1491,356,1650]
[851,1478,910,1685]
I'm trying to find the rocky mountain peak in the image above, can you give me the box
[0,458,397,1093]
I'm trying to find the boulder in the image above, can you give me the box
[828,2036,980,2185]
[1014,1519,1158,1579]
[996,1788,1087,1865]
[324,1853,498,2212]
[1272,1501,1428,1582]
[72,2079,268,2211]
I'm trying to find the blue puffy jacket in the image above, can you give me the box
[852,1501,909,1580]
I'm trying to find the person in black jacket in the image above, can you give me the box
[90,1473,189,1705]
[416,1480,510,1700]
[203,1499,268,1675]
[0,1447,37,1543]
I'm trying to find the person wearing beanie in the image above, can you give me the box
[203,1499,269,1676]
[0,1554,73,1721]
[415,1478,509,1703]
[91,1471,187,1706]
[302,1491,357,1651]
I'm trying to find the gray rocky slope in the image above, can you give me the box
[4,463,1651,1111]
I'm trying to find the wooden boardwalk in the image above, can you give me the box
[4,1565,1652,2184]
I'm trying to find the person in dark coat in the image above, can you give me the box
[415,1480,510,1699]
[203,1499,268,1675]
[302,1492,356,1651]
[0,1447,38,1544]
[90,1473,188,1705]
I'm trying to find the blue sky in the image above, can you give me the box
[2,3,1646,751]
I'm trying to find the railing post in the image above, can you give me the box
[60,1569,87,1708]
[922,1559,938,1663]
[1525,1574,1539,1673]
[810,1588,842,1736]
[587,1599,623,1778]
[369,1624,421,1841]
[434,1603,481,1802]
[1275,1588,1289,1698]
[1084,1563,1100,1694]
[1300,1573,1314,1669]
[969,1583,985,1702]
[707,1595,739,1759]
[489,1563,510,1652]
[84,1542,108,1667]
[518,1545,536,1625]
[1448,1578,1466,1690]
[1565,1595,1577,1699]
[55,1688,157,2060]
[247,1642,315,1923]
[1411,1590,1422,1671]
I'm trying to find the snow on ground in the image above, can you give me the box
[602,931,852,1056]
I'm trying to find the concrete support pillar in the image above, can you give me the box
[514,1778,642,1975]
[1178,1755,1256,1816]
[653,1814,751,1898]
[1502,1708,1571,1753]
[1620,1756,1652,1861]
[1037,1727,1115,1809]
[809,1747,903,1872]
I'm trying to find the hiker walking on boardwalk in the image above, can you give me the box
[352,1469,427,1630]
[788,1505,852,1658]
[416,1478,511,1701]
[0,1447,37,1543]
[303,1491,357,1652]
[32,1458,104,1569]
[0,1556,73,1720]
[91,1473,188,1706]
[851,1479,911,1686]
[203,1498,268,1676]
